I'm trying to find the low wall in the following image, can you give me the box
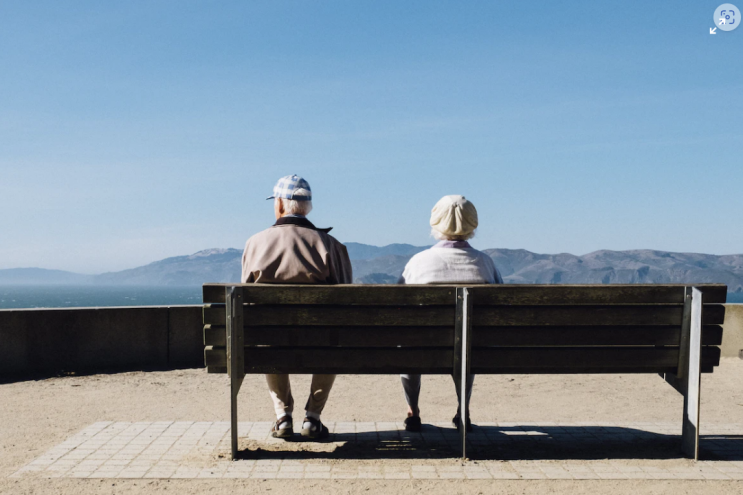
[1,303,741,380]
[0,306,203,379]
[722,304,743,358]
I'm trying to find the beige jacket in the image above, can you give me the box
[241,216,353,284]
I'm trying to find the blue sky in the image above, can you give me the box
[1,1,741,273]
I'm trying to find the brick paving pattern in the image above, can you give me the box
[10,421,743,480]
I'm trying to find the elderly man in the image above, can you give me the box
[398,195,503,433]
[242,174,353,440]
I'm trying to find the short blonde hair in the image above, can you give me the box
[430,195,478,238]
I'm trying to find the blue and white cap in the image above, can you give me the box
[267,174,312,201]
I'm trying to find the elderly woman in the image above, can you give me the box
[399,195,503,432]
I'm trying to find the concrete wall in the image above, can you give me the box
[1,303,741,380]
[0,305,203,379]
[722,304,743,358]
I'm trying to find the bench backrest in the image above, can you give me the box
[202,284,726,375]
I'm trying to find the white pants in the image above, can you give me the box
[266,374,336,418]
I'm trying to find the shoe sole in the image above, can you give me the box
[300,427,328,440]
[271,429,294,439]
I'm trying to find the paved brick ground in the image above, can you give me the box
[10,421,743,480]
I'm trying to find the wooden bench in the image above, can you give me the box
[202,283,727,460]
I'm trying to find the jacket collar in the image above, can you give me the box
[433,240,472,249]
[273,216,333,233]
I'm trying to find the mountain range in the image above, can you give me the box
[1,243,742,294]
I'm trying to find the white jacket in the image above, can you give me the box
[400,242,503,285]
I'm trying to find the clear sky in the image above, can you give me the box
[1,1,741,274]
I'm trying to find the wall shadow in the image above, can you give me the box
[0,365,179,385]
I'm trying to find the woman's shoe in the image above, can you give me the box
[404,416,422,432]
[452,415,473,432]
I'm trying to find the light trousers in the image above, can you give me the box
[266,374,336,418]
[400,373,475,413]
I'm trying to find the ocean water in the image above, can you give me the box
[0,285,203,309]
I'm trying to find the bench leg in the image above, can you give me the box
[226,286,245,460]
[230,372,244,460]
[658,287,692,394]
[681,287,703,460]
[454,288,472,460]
[659,287,703,459]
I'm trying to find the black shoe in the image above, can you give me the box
[452,415,473,432]
[404,416,422,432]
[271,415,294,439]
[301,417,329,440]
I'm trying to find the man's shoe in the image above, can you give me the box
[452,415,473,432]
[301,417,329,440]
[271,415,294,439]
[404,416,422,432]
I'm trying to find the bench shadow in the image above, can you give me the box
[235,424,743,462]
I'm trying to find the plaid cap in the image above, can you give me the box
[266,174,312,201]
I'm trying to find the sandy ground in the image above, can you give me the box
[1,360,742,494]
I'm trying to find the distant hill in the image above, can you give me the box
[351,255,413,284]
[344,242,430,260]
[485,249,743,291]
[1,244,742,294]
[0,268,93,285]
[94,248,242,286]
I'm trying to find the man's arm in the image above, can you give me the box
[241,238,253,283]
[330,242,353,284]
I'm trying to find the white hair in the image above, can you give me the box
[431,228,476,241]
[276,189,313,216]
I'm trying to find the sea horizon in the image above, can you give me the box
[1,284,741,310]
[0,285,203,310]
